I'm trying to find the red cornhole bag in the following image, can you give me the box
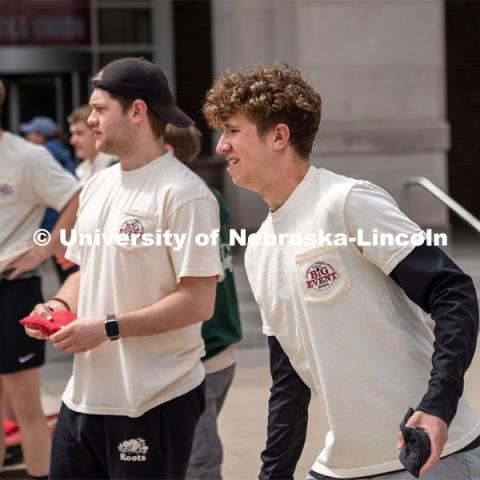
[4,419,19,436]
[20,310,76,336]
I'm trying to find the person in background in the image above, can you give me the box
[20,116,77,282]
[52,104,119,272]
[0,80,80,480]
[67,104,117,186]
[164,124,243,480]
[20,116,75,177]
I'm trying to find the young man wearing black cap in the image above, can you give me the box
[26,58,223,479]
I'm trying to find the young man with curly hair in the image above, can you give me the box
[203,64,480,479]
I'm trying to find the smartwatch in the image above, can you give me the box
[104,314,120,341]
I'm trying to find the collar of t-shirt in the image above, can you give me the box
[270,166,316,223]
[119,151,172,179]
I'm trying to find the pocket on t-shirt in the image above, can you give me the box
[116,209,157,251]
[295,245,351,305]
[0,176,18,206]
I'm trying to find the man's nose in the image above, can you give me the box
[87,112,97,127]
[216,135,230,155]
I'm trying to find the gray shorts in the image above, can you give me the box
[306,445,480,479]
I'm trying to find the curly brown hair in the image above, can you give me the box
[203,63,321,158]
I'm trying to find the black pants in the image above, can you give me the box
[50,382,205,479]
[259,336,311,480]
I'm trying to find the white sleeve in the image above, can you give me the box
[344,181,425,275]
[166,197,223,283]
[260,306,274,336]
[64,223,81,266]
[29,146,79,211]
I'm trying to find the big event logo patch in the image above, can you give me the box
[305,261,338,291]
[119,218,144,238]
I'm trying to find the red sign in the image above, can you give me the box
[0,1,91,46]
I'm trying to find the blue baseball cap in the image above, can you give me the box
[20,116,57,137]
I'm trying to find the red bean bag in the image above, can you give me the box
[20,310,76,336]
[3,419,19,436]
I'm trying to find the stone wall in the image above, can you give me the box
[211,0,449,230]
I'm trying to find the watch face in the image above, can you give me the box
[105,319,120,338]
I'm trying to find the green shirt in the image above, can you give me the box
[202,189,242,360]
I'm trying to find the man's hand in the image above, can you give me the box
[396,410,448,476]
[24,303,54,340]
[6,247,48,280]
[50,316,106,354]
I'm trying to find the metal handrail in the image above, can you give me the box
[403,176,480,235]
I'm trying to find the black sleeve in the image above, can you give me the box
[259,336,311,480]
[389,244,479,425]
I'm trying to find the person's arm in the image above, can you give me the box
[6,190,80,280]
[48,275,217,354]
[259,336,311,480]
[344,182,479,476]
[390,244,479,476]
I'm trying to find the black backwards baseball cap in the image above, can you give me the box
[92,57,194,128]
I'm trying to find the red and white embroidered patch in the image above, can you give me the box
[305,262,338,291]
[119,218,144,238]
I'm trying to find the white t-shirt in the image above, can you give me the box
[245,166,480,478]
[203,343,237,374]
[0,132,79,272]
[64,152,223,417]
[75,152,117,187]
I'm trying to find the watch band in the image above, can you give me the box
[104,314,120,340]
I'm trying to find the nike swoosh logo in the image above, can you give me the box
[18,353,35,364]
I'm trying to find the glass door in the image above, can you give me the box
[2,73,86,135]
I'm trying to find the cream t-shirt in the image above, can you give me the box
[75,152,117,187]
[203,344,237,375]
[0,132,79,272]
[245,166,480,478]
[64,152,223,417]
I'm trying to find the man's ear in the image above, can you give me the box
[272,123,290,151]
[164,143,175,154]
[130,99,148,124]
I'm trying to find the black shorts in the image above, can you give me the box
[0,276,45,374]
[50,382,206,479]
